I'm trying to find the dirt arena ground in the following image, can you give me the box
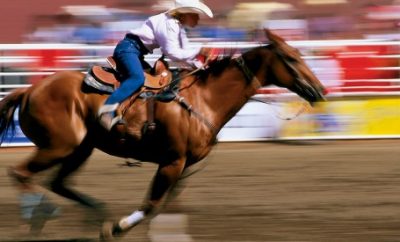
[0,140,400,242]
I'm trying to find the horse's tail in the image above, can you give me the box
[0,88,27,144]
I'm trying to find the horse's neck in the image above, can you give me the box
[190,67,259,130]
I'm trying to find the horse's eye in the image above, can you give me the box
[286,56,298,63]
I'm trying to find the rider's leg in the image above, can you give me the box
[98,39,145,130]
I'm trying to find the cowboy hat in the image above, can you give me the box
[168,0,213,18]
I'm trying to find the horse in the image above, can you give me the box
[0,29,326,239]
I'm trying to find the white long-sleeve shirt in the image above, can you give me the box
[130,12,202,68]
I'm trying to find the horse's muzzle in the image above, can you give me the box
[294,81,327,105]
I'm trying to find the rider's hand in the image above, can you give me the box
[196,47,219,68]
[199,47,212,56]
[196,47,210,65]
[199,47,220,63]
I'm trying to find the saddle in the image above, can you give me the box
[84,56,173,94]
[84,56,179,135]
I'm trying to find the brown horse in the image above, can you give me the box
[0,30,325,239]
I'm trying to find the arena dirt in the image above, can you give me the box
[0,140,399,241]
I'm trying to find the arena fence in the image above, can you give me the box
[0,39,399,145]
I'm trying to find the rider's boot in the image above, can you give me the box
[98,103,123,131]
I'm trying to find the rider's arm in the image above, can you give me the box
[157,18,201,64]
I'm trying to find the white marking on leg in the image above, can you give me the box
[119,210,145,230]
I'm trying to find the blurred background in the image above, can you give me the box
[1,0,399,43]
[0,0,399,144]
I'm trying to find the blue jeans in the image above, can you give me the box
[104,36,149,105]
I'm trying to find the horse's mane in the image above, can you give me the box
[195,45,270,82]
[196,56,233,81]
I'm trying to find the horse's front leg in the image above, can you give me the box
[100,156,186,240]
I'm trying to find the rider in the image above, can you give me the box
[98,0,213,130]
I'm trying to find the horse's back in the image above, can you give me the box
[20,71,93,148]
[28,71,84,99]
[23,71,88,118]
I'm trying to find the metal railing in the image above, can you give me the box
[0,40,399,99]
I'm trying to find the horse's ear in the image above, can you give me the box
[264,28,285,45]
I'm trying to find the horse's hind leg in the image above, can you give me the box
[46,139,108,224]
[49,139,106,212]
[47,138,95,206]
[9,147,75,189]
[8,136,102,219]
[7,146,76,230]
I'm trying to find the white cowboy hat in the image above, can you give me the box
[168,0,213,18]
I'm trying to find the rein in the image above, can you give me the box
[155,46,308,136]
[164,51,217,91]
[250,97,309,120]
[174,94,218,134]
[172,53,265,135]
[173,52,263,136]
[162,60,220,137]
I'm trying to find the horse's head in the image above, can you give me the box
[262,29,326,104]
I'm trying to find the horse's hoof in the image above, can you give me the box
[100,221,114,241]
[20,193,60,220]
[28,195,61,234]
[100,221,124,241]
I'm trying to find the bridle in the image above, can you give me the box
[173,44,309,136]
[243,44,309,120]
[266,44,307,91]
[269,45,322,103]
[235,44,307,92]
